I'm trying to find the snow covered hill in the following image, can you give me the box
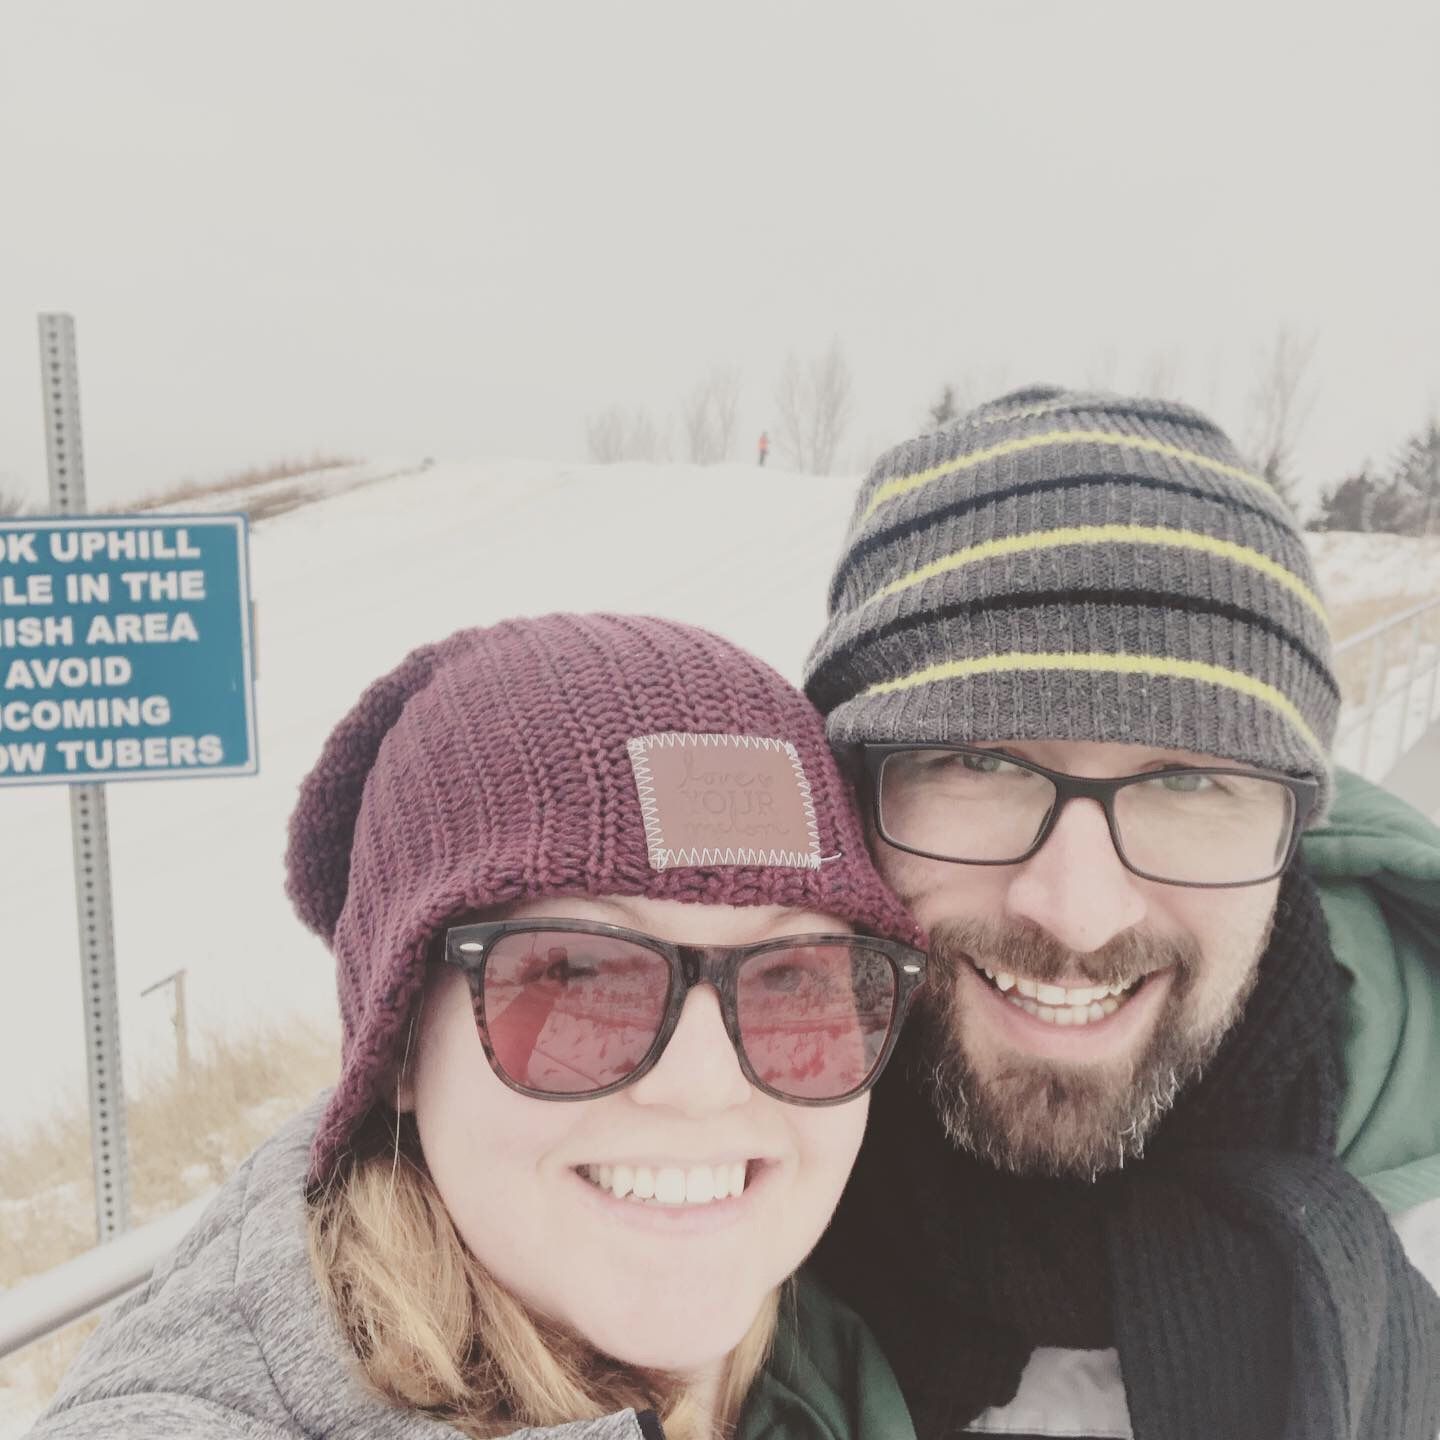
[2,458,1434,1127]
[1304,529,1440,609]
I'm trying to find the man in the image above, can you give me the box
[804,387,1440,1439]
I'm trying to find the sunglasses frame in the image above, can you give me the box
[442,917,928,1106]
[862,742,1319,890]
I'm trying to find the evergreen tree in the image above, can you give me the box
[1305,418,1439,536]
[1312,468,1381,531]
[1390,420,1440,536]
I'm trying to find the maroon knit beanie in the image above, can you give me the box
[287,613,921,1187]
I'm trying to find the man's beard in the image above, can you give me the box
[915,918,1265,1180]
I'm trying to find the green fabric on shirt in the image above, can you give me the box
[740,1272,917,1440]
[1304,768,1440,1212]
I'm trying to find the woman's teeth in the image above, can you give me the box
[972,959,1140,1027]
[578,1161,750,1206]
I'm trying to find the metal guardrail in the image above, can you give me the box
[0,1192,214,1363]
[1333,595,1440,782]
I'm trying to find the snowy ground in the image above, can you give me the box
[3,466,1436,1128]
[1305,530,1440,608]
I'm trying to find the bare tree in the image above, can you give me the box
[774,339,854,475]
[810,342,854,475]
[681,365,741,464]
[1084,348,1119,391]
[586,406,628,463]
[625,409,668,463]
[776,345,819,474]
[1243,327,1318,514]
[711,368,740,462]
[0,475,24,517]
[585,406,669,463]
[1137,350,1183,399]
[774,354,806,470]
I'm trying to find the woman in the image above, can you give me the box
[30,615,926,1440]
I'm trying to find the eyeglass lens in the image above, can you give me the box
[480,929,897,1100]
[878,749,1298,885]
[735,943,896,1099]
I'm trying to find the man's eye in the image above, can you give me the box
[959,751,1004,774]
[1156,771,1212,794]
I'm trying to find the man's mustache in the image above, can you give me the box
[926,918,1202,991]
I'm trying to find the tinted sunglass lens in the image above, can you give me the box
[481,931,671,1094]
[735,944,897,1101]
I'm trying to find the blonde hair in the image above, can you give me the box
[306,1108,781,1440]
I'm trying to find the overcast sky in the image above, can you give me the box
[2,1,1437,512]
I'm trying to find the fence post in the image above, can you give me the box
[1358,632,1386,777]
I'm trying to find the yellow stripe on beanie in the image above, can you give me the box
[862,650,1325,760]
[864,523,1329,626]
[861,428,1272,524]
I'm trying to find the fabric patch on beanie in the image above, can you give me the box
[626,733,822,871]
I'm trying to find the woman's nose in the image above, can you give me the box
[625,985,753,1116]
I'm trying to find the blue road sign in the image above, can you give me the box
[0,515,257,785]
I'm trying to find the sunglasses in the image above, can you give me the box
[441,919,927,1106]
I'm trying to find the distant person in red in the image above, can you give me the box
[757,431,770,467]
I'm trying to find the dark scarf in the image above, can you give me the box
[814,867,1440,1439]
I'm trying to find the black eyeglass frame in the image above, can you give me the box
[441,917,929,1106]
[861,742,1319,890]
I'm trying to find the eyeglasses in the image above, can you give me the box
[863,744,1317,889]
[441,919,927,1105]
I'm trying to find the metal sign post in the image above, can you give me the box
[38,312,130,1242]
[14,315,258,1240]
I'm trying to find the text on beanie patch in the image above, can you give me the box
[626,733,823,871]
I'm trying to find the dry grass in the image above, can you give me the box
[0,1018,338,1407]
[242,482,314,523]
[123,454,358,513]
[1330,593,1434,642]
[5,1318,100,1411]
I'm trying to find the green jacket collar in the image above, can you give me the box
[741,1274,917,1440]
[1304,768,1440,1211]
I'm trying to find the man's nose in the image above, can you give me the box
[626,985,753,1116]
[1003,796,1148,953]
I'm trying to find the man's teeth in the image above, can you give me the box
[579,1161,749,1206]
[974,960,1135,1026]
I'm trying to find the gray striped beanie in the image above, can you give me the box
[804,386,1339,815]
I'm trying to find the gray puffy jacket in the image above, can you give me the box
[27,1101,655,1440]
